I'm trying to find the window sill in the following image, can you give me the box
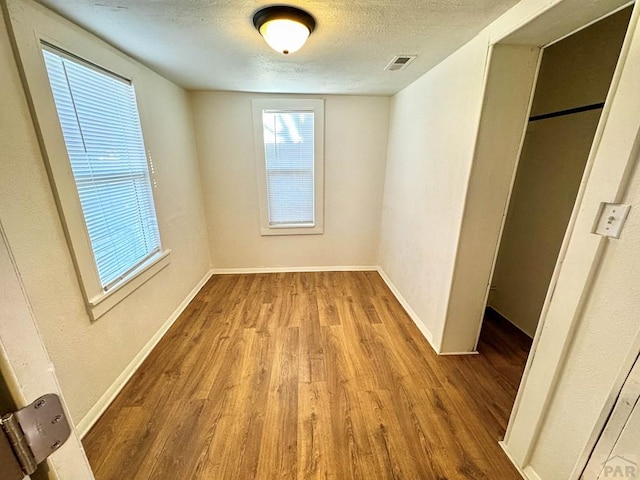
[87,250,171,321]
[261,225,324,236]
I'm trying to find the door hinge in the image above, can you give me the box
[0,394,71,479]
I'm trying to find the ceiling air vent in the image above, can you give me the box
[385,55,416,71]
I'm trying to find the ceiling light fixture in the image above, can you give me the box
[253,5,316,55]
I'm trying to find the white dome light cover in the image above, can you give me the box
[253,6,316,55]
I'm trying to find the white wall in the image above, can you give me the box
[378,0,633,353]
[191,91,389,270]
[378,1,637,476]
[489,9,631,337]
[440,44,540,352]
[0,0,210,430]
[500,2,640,477]
[378,35,490,347]
[527,155,640,478]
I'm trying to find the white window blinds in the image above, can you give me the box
[42,46,161,291]
[261,110,315,226]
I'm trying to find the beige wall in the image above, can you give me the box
[191,91,389,270]
[489,112,601,336]
[0,0,210,429]
[489,9,631,337]
[378,34,490,346]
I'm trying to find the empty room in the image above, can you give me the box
[1,0,640,479]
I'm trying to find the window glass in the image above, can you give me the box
[262,110,315,226]
[42,47,161,290]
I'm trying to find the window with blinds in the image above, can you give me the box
[42,45,161,291]
[253,98,324,236]
[262,110,315,226]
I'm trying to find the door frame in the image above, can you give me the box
[503,0,640,470]
[438,0,640,475]
[0,220,95,479]
[579,352,640,478]
[492,1,640,476]
[439,0,636,354]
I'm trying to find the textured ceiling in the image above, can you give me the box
[36,0,521,95]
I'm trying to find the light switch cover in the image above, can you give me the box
[593,202,631,239]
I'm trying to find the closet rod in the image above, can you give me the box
[529,102,605,122]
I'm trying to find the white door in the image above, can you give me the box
[0,221,95,479]
[582,355,640,479]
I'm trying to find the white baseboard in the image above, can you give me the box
[376,267,439,354]
[499,441,542,480]
[437,350,479,356]
[76,269,214,438]
[211,265,379,274]
[523,466,543,480]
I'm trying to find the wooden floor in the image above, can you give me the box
[83,272,532,479]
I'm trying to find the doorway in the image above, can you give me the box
[486,8,633,338]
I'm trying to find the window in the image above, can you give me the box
[253,99,324,235]
[39,43,169,319]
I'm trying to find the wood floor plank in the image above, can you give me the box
[321,326,378,480]
[228,330,275,479]
[358,389,430,479]
[84,272,529,479]
[198,329,263,479]
[146,399,208,479]
[298,293,326,383]
[256,327,299,479]
[297,382,336,479]
[315,274,342,327]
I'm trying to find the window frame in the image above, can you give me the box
[7,8,170,321]
[252,98,325,236]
